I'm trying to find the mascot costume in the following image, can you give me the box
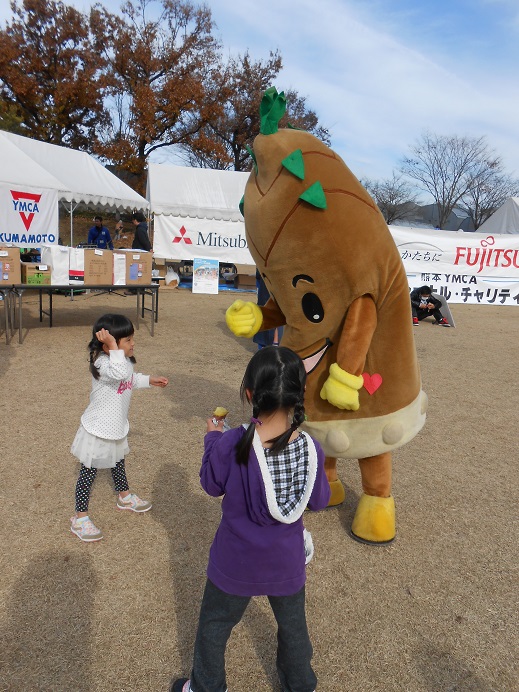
[226,88,427,544]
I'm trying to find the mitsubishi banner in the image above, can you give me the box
[0,183,59,246]
[153,215,254,266]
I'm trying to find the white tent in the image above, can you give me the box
[0,134,67,245]
[0,131,148,245]
[0,134,70,193]
[147,163,254,264]
[1,131,148,211]
[478,197,519,234]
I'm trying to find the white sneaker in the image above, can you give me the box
[70,515,103,542]
[304,528,314,564]
[116,493,152,512]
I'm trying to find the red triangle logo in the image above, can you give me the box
[10,190,42,231]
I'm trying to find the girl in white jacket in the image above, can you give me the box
[70,313,168,542]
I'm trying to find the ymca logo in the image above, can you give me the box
[172,225,192,244]
[10,190,42,231]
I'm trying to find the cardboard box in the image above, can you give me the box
[21,263,52,285]
[85,249,113,285]
[233,273,257,289]
[153,257,168,278]
[113,250,153,285]
[0,247,21,285]
[69,248,113,285]
[160,279,178,289]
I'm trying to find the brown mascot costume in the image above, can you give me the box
[226,88,427,544]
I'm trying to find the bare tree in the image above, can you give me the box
[362,172,421,225]
[399,131,500,230]
[459,170,519,230]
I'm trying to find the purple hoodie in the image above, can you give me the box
[200,426,331,597]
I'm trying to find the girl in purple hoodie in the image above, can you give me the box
[171,346,331,692]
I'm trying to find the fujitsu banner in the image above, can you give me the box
[153,215,254,265]
[389,226,519,306]
[0,183,59,246]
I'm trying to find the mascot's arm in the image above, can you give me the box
[320,295,377,411]
[259,297,286,331]
[226,297,285,338]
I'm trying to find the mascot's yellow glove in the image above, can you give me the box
[225,300,263,338]
[320,363,364,411]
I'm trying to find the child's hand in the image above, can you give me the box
[150,376,168,387]
[206,417,224,433]
[96,328,118,350]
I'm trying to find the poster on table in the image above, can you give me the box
[389,226,519,306]
[192,258,219,295]
[0,183,59,247]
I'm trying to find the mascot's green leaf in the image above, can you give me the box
[239,195,244,216]
[245,145,258,174]
[260,87,286,135]
[259,86,277,117]
[282,149,305,180]
[299,181,327,209]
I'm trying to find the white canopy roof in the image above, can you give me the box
[146,162,249,221]
[478,197,519,234]
[0,132,69,193]
[0,131,148,212]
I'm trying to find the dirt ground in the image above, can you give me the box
[0,288,517,691]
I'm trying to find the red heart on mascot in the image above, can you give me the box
[362,372,383,395]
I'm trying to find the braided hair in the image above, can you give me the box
[88,313,135,379]
[235,346,307,465]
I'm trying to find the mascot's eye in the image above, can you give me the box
[302,293,324,323]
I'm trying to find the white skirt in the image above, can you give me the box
[71,425,130,469]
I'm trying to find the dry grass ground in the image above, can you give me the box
[0,289,517,691]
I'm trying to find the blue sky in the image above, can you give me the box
[2,0,518,190]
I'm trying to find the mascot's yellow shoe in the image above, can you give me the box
[351,494,396,544]
[327,479,346,507]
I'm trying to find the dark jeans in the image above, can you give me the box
[412,306,443,322]
[190,579,316,692]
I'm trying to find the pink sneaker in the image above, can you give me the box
[70,515,103,542]
[116,493,152,512]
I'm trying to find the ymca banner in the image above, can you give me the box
[0,182,59,246]
[389,226,519,306]
[153,214,254,265]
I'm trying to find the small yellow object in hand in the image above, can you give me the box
[213,407,229,418]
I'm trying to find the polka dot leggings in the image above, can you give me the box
[75,459,130,512]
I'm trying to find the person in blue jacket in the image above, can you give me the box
[87,216,114,250]
[171,346,330,692]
